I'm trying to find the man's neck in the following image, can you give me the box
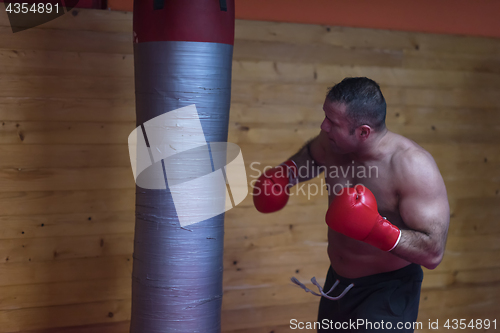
[347,128,391,162]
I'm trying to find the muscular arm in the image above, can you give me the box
[391,149,450,269]
[289,131,329,183]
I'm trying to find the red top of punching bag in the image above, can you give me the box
[133,0,235,45]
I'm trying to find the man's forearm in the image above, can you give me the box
[392,229,444,270]
[289,137,324,183]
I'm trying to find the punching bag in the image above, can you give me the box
[129,1,236,332]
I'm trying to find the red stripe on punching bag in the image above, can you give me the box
[133,0,235,45]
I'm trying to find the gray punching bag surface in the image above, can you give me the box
[130,1,235,332]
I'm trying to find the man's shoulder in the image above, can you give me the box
[389,132,431,163]
[389,135,441,187]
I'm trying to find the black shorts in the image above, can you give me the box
[317,264,423,332]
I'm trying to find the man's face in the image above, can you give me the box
[320,100,358,154]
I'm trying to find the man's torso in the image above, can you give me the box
[323,132,420,278]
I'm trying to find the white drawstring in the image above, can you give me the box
[291,276,354,300]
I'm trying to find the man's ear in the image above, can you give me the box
[358,125,371,139]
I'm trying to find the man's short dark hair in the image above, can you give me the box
[326,77,386,134]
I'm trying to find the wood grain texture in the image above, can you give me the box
[0,98,135,122]
[17,322,131,333]
[0,7,499,333]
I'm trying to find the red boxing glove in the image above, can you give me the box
[253,160,298,213]
[325,185,401,251]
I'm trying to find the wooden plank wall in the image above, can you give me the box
[0,8,498,333]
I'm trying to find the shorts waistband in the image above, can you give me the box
[330,263,423,287]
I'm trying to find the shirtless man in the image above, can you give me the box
[253,77,450,332]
